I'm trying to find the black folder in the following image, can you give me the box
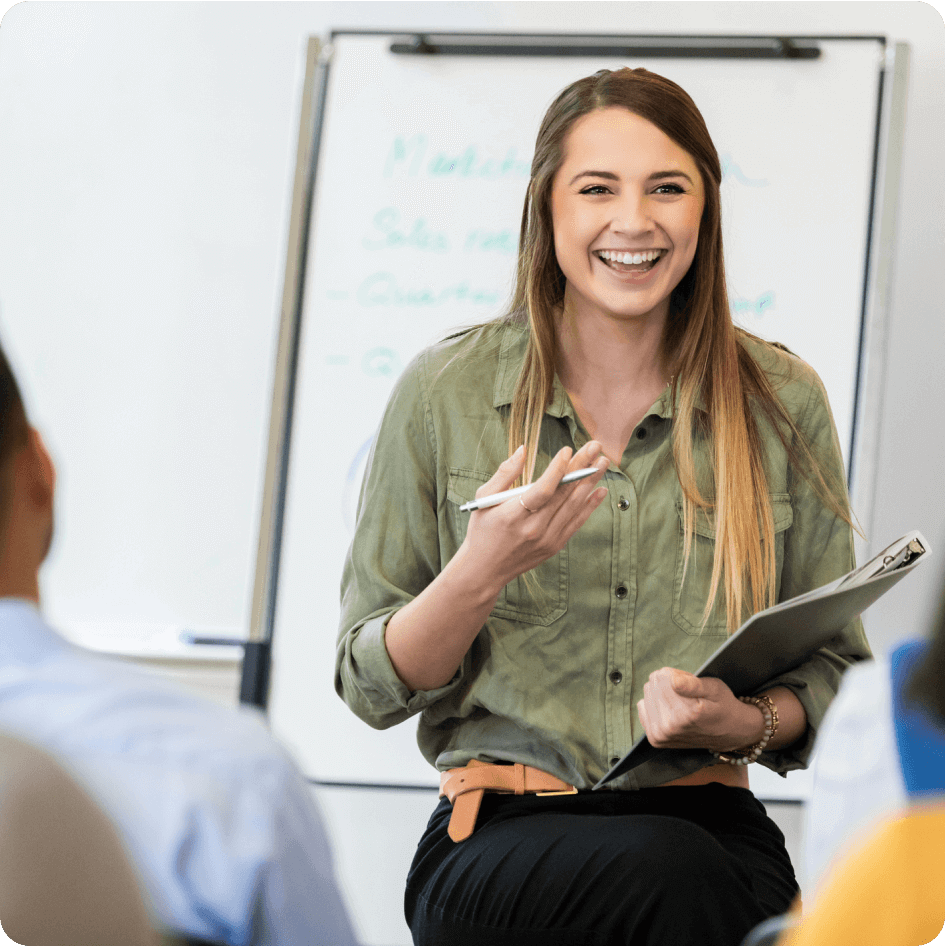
[594,530,931,789]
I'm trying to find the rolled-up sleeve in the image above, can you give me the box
[759,371,872,774]
[335,351,465,730]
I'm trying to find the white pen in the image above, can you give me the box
[459,467,601,512]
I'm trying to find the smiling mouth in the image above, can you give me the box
[595,249,666,274]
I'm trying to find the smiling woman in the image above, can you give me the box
[550,108,706,465]
[551,109,704,330]
[336,66,871,946]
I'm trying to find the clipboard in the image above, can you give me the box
[594,530,931,789]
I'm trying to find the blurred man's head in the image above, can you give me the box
[0,344,54,602]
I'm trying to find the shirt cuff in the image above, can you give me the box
[756,676,826,774]
[347,612,463,725]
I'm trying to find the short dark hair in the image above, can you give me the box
[0,344,30,537]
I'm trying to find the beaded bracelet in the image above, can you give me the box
[713,695,779,766]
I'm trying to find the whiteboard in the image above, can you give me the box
[266,33,887,792]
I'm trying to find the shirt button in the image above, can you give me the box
[636,427,647,440]
[609,670,623,685]
[615,585,628,599]
[617,498,629,511]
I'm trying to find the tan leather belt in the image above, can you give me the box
[439,759,577,841]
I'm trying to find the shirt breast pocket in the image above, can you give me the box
[447,469,568,626]
[672,495,793,637]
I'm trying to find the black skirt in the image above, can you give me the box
[406,782,798,946]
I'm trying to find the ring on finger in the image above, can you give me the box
[519,496,537,514]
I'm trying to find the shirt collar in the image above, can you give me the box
[0,598,69,665]
[492,319,702,421]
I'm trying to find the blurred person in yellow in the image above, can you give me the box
[781,804,945,946]
[773,559,945,946]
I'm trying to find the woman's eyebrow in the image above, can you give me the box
[649,169,694,184]
[568,169,695,186]
[568,170,619,186]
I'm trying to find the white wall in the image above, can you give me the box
[1,0,941,654]
[0,3,942,944]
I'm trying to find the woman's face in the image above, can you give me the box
[550,107,705,330]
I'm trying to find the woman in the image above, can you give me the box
[337,67,871,945]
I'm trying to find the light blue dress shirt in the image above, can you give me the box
[0,599,358,946]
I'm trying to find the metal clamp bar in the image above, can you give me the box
[390,34,821,59]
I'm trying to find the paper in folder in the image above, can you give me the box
[594,530,931,789]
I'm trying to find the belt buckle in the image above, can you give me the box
[536,787,578,797]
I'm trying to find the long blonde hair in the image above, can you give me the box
[507,67,852,632]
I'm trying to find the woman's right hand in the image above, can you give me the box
[459,441,609,598]
[385,440,608,692]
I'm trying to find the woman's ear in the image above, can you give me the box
[25,428,55,508]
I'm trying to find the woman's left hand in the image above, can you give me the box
[637,668,765,753]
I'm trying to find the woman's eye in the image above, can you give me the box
[579,185,610,195]
[654,183,685,195]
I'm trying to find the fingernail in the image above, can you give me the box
[514,444,524,456]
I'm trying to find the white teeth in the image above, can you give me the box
[597,250,664,264]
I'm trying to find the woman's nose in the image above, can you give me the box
[612,193,654,234]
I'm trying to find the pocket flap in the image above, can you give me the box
[675,495,793,539]
[445,469,568,626]
[447,469,491,507]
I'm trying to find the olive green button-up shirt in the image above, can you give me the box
[336,319,871,790]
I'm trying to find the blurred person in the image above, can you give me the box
[749,558,945,945]
[802,552,945,903]
[0,340,359,946]
[780,804,945,946]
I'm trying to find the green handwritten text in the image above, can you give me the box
[357,273,501,307]
[383,134,530,180]
[363,208,450,252]
[732,291,776,315]
[464,228,517,254]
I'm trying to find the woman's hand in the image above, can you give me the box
[636,669,766,753]
[385,441,607,693]
[460,441,609,598]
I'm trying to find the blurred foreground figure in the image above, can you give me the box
[774,562,945,945]
[781,805,945,946]
[0,729,159,946]
[0,340,359,946]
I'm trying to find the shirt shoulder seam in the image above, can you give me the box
[414,348,439,479]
